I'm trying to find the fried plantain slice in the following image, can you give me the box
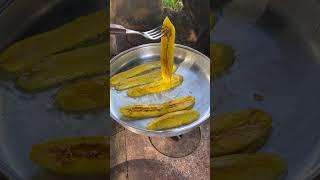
[55,76,107,112]
[30,136,109,176]
[146,110,199,130]
[114,64,177,91]
[211,43,234,79]
[211,153,287,180]
[16,43,108,92]
[0,9,107,73]
[160,17,176,83]
[120,96,195,119]
[127,74,183,97]
[211,109,272,157]
[110,61,160,86]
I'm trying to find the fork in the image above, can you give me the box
[110,24,167,40]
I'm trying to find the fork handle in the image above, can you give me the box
[110,24,127,34]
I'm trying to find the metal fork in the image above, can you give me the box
[110,24,167,40]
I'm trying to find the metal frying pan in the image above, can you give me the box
[0,1,109,179]
[110,43,210,137]
[212,0,320,179]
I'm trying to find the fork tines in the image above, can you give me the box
[144,26,169,40]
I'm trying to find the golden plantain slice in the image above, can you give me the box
[16,43,108,92]
[127,74,183,97]
[0,9,107,73]
[211,109,272,157]
[110,61,160,87]
[115,70,161,91]
[120,96,195,119]
[211,153,287,180]
[211,43,234,79]
[114,64,177,91]
[55,76,107,112]
[160,17,176,82]
[30,136,109,176]
[146,110,199,130]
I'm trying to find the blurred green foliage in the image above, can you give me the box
[162,0,183,11]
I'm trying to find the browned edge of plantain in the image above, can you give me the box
[120,96,195,119]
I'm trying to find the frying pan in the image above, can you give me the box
[0,1,109,179]
[110,43,210,137]
[212,0,320,179]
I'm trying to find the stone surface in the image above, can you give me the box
[110,121,210,180]
[110,128,127,180]
[112,121,125,135]
[150,128,201,158]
